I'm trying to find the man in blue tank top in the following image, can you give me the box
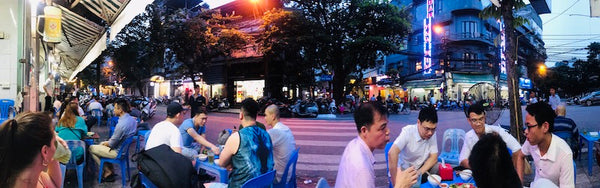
[215,98,274,187]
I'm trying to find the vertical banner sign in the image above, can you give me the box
[423,0,434,75]
[498,20,507,77]
[43,6,62,43]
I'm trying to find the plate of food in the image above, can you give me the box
[449,183,476,188]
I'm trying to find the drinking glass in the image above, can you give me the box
[207,150,215,164]
[401,163,421,188]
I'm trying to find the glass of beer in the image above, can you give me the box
[207,150,215,164]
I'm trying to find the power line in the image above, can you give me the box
[546,35,600,48]
[542,0,582,25]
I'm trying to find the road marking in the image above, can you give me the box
[298,153,386,164]
[296,140,350,147]
[296,162,388,171]
[286,125,357,130]
[292,131,358,137]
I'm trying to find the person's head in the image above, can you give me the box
[193,109,208,127]
[0,112,56,187]
[59,102,80,128]
[113,99,131,116]
[524,102,556,145]
[468,132,522,188]
[549,87,556,96]
[240,98,259,122]
[417,107,438,140]
[264,104,280,127]
[555,104,566,116]
[529,91,536,97]
[466,103,486,136]
[166,102,185,125]
[194,85,200,93]
[353,101,389,151]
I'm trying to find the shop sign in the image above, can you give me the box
[320,74,333,81]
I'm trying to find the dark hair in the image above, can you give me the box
[466,103,485,118]
[469,133,522,188]
[194,108,207,116]
[194,85,200,89]
[353,102,387,133]
[0,112,54,187]
[241,98,259,120]
[114,99,131,113]
[525,102,556,132]
[418,107,438,124]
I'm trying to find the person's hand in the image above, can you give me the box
[395,166,418,188]
[55,135,68,149]
[211,147,221,155]
[101,141,109,147]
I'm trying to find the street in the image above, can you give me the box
[137,104,600,188]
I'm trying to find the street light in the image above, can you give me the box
[538,64,547,77]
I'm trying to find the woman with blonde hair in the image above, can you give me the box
[56,102,88,163]
[0,112,67,188]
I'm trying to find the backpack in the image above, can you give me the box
[134,144,199,188]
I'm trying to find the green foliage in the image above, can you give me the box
[262,0,411,102]
[479,0,528,28]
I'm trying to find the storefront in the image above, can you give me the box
[234,80,265,103]
[403,78,444,103]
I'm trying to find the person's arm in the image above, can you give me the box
[388,146,401,186]
[187,128,219,155]
[48,135,66,187]
[419,153,438,174]
[515,142,531,183]
[219,132,240,168]
[559,153,575,188]
[107,119,125,148]
[459,136,471,168]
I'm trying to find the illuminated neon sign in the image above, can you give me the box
[498,20,507,76]
[423,0,434,75]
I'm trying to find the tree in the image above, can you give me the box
[166,8,250,88]
[278,0,411,104]
[479,0,529,142]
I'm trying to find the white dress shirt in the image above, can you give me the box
[335,137,376,188]
[267,122,296,183]
[392,124,438,168]
[459,125,522,163]
[548,94,561,110]
[521,134,574,188]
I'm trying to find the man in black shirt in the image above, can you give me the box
[189,85,206,118]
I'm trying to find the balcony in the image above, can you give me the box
[450,61,492,74]
[446,33,494,46]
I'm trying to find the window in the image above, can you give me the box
[435,0,442,14]
[416,61,422,71]
[462,21,477,38]
[463,52,477,64]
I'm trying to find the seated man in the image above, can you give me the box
[265,104,296,183]
[89,99,137,182]
[553,104,579,158]
[215,98,274,187]
[336,102,417,188]
[179,109,220,159]
[146,102,185,153]
[459,103,522,172]
[516,102,574,187]
[388,107,439,186]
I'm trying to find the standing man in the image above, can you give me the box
[146,102,185,153]
[388,107,439,186]
[218,98,273,187]
[335,102,417,188]
[529,91,538,104]
[459,103,522,171]
[189,85,206,118]
[548,87,561,110]
[179,109,220,160]
[265,104,296,183]
[516,102,574,187]
[89,99,137,182]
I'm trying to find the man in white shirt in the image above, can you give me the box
[265,104,296,183]
[388,107,439,186]
[146,102,185,153]
[516,102,574,187]
[548,87,561,110]
[87,96,104,112]
[335,102,417,188]
[459,103,522,171]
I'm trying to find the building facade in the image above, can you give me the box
[386,0,547,103]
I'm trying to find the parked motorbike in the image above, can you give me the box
[292,100,318,117]
[131,97,156,121]
[218,97,230,110]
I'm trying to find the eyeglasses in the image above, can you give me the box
[523,123,538,132]
[421,126,436,132]
[469,117,485,123]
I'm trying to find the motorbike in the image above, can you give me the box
[218,97,230,110]
[131,97,156,121]
[292,100,318,117]
[208,97,220,111]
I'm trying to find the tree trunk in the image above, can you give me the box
[96,60,101,96]
[502,0,524,143]
[137,81,145,97]
[332,64,347,106]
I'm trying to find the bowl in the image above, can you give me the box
[459,169,472,181]
[198,154,207,161]
[439,183,449,188]
[427,174,442,186]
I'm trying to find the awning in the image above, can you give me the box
[403,79,443,89]
[452,73,495,84]
[69,0,154,80]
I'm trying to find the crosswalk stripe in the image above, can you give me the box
[286,125,357,130]
[298,153,386,164]
[296,140,350,147]
[283,122,355,125]
[296,163,388,171]
[292,131,358,137]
